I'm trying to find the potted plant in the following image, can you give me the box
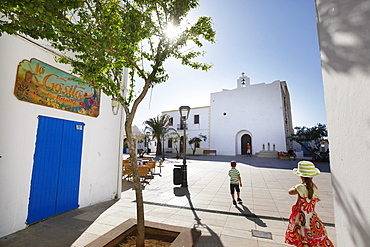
[123,141,129,154]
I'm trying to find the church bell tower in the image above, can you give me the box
[237,72,250,88]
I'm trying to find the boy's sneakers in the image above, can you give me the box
[232,200,236,205]
[237,198,243,204]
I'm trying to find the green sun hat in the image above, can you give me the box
[293,161,320,177]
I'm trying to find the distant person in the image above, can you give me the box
[228,161,242,205]
[285,161,334,246]
[246,143,251,157]
[288,147,296,160]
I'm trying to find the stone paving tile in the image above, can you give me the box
[71,232,101,247]
[223,214,257,230]
[83,222,115,236]
[94,215,126,228]
[221,227,252,240]
[325,226,337,246]
[0,156,336,247]
[220,234,259,247]
[194,228,225,247]
[194,214,228,228]
[13,235,64,247]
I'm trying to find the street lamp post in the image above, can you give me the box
[162,127,166,160]
[179,106,190,187]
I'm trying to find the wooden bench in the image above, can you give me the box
[203,150,217,156]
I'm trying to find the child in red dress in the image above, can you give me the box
[285,161,334,246]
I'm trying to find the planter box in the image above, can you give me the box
[86,218,201,247]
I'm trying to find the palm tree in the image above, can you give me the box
[144,115,170,156]
[189,134,207,155]
[166,127,181,159]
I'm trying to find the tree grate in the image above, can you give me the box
[252,229,272,239]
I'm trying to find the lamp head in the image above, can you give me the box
[179,106,190,120]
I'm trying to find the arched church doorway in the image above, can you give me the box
[241,134,251,155]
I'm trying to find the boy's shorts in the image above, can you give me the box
[230,184,240,194]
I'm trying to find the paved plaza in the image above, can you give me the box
[0,156,336,246]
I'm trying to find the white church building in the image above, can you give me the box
[162,74,294,156]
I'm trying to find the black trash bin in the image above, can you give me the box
[173,167,182,185]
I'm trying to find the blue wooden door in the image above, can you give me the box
[27,116,84,224]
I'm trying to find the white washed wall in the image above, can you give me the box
[0,34,123,237]
[163,106,210,154]
[210,80,286,155]
[316,0,370,246]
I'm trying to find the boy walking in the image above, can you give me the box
[229,161,242,205]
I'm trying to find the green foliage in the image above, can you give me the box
[167,134,180,144]
[188,134,207,155]
[1,2,215,245]
[0,0,215,110]
[188,134,207,145]
[123,140,128,148]
[289,123,328,160]
[166,127,181,158]
[143,114,170,155]
[290,123,327,142]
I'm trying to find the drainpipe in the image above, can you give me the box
[115,104,124,199]
[115,68,128,199]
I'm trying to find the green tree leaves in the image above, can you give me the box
[143,114,170,156]
[289,123,328,161]
[188,134,207,155]
[1,2,215,245]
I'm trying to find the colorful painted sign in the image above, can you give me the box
[14,58,100,117]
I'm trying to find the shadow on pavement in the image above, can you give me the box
[174,187,224,247]
[0,200,118,247]
[159,154,331,173]
[234,203,267,227]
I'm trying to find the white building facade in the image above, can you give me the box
[210,75,293,156]
[162,106,210,155]
[0,34,125,237]
[316,0,370,246]
[162,75,294,156]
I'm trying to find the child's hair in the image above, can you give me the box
[231,161,237,167]
[304,177,314,199]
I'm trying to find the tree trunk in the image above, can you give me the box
[125,121,145,247]
[156,137,162,156]
[121,77,153,246]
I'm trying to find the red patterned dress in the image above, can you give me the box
[285,184,334,246]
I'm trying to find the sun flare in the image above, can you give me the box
[165,23,182,39]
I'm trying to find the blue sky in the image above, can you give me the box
[133,0,326,129]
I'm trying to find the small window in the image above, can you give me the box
[195,142,200,148]
[194,115,200,124]
[168,140,173,148]
[168,117,173,126]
